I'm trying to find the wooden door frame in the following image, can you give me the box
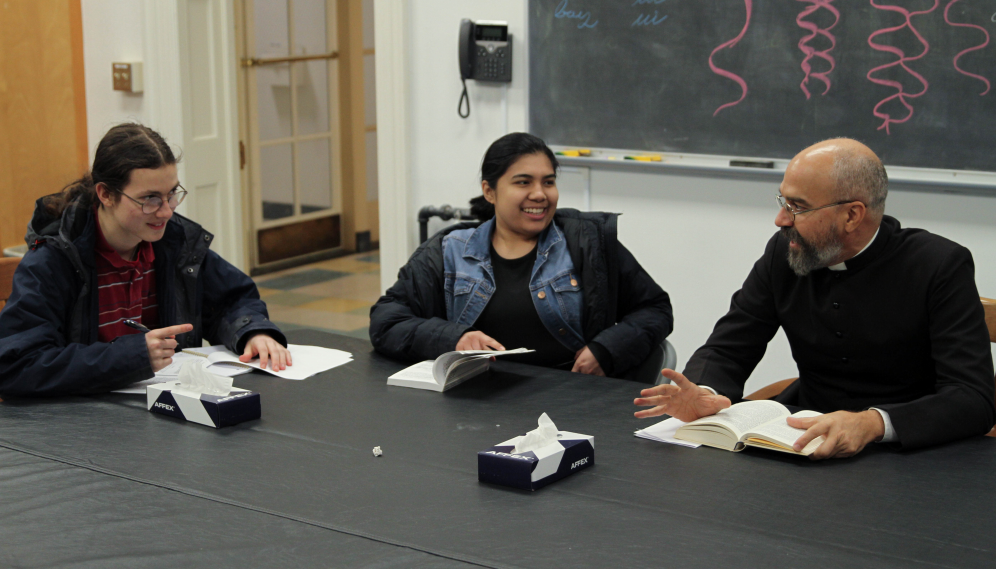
[236,0,347,272]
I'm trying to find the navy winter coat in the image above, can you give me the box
[0,194,285,396]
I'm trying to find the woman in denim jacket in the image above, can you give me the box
[370,133,672,377]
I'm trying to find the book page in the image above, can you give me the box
[680,400,790,440]
[388,361,438,384]
[744,410,825,455]
[432,348,534,381]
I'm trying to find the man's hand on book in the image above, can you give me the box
[632,370,732,422]
[787,410,885,460]
[456,331,505,351]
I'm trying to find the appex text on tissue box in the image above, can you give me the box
[147,381,260,428]
[478,431,594,491]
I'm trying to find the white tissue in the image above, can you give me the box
[513,412,559,454]
[177,360,233,396]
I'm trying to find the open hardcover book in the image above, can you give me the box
[387,348,534,392]
[674,400,825,456]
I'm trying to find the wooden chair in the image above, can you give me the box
[0,257,20,314]
[745,297,996,437]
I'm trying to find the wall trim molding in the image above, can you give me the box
[374,0,412,293]
[142,0,185,181]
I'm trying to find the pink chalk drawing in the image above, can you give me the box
[866,0,939,134]
[944,0,991,95]
[796,0,840,99]
[709,0,753,116]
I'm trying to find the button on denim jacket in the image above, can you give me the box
[442,217,586,351]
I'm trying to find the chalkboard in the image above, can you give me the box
[529,0,996,172]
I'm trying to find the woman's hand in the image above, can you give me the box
[146,324,194,372]
[571,346,605,376]
[456,331,505,351]
[240,333,293,371]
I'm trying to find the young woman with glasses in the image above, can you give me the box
[0,123,290,396]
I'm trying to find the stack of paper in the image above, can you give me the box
[112,344,354,394]
[634,417,701,448]
[189,344,353,380]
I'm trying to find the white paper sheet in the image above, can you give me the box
[200,344,353,380]
[634,417,702,448]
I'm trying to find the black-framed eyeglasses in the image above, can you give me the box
[117,185,188,214]
[775,194,859,219]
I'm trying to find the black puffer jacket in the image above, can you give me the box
[0,194,285,396]
[369,209,672,376]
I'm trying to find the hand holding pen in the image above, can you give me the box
[124,319,193,373]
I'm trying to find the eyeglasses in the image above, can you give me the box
[117,185,188,214]
[775,194,859,219]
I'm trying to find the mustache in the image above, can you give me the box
[781,226,802,244]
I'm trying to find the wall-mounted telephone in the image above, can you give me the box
[458,19,512,118]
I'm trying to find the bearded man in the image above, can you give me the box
[635,139,994,459]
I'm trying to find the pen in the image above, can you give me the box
[123,319,152,334]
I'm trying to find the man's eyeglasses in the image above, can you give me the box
[118,185,188,214]
[775,194,859,219]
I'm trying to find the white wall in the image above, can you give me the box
[408,0,528,248]
[388,0,996,392]
[81,0,149,157]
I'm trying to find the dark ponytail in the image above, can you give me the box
[471,132,558,221]
[45,123,179,217]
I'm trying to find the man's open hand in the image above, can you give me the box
[633,369,731,422]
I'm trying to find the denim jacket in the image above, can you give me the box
[442,218,586,352]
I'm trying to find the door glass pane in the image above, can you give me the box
[365,130,378,201]
[255,0,291,141]
[296,60,329,135]
[363,53,376,126]
[256,63,293,141]
[292,0,326,54]
[261,143,295,220]
[297,138,332,213]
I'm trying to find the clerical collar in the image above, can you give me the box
[828,227,880,271]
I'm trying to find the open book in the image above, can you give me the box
[183,344,353,380]
[387,348,534,392]
[672,400,826,456]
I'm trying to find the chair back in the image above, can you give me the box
[0,257,20,313]
[623,339,677,385]
[981,298,996,437]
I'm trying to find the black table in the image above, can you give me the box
[2,330,994,568]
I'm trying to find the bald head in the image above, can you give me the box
[791,138,889,220]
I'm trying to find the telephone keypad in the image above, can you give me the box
[472,42,512,83]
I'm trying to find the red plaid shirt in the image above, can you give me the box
[94,209,159,342]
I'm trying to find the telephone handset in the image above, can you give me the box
[458,19,512,118]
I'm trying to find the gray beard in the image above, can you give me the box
[783,226,844,277]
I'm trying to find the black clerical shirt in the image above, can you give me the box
[682,215,995,449]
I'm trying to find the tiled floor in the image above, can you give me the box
[253,252,381,341]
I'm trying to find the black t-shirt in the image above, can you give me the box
[473,242,577,370]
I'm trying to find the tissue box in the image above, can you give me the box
[478,431,594,491]
[147,381,260,428]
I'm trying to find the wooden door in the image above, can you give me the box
[0,0,88,251]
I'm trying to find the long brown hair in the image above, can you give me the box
[45,123,179,217]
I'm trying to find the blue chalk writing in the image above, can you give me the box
[632,0,667,5]
[633,11,668,26]
[555,0,599,29]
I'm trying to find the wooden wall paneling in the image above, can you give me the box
[0,0,88,251]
